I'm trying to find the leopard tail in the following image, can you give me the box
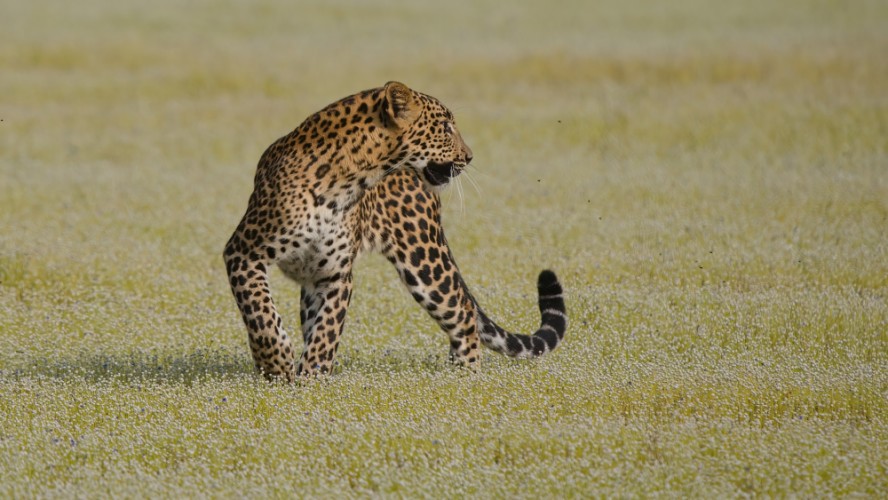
[464,270,568,358]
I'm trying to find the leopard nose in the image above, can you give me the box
[464,148,473,165]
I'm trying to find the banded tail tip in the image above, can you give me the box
[537,270,560,291]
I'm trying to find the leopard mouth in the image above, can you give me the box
[423,162,464,186]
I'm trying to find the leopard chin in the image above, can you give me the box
[422,162,463,187]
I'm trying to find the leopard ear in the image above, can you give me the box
[383,81,419,128]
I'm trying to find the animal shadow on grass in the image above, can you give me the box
[1,347,255,384]
[1,347,459,384]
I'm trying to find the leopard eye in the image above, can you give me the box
[442,121,454,134]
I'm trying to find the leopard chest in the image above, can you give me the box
[274,199,360,284]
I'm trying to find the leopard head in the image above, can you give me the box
[383,81,473,190]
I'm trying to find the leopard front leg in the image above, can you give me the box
[384,245,481,368]
[375,229,480,365]
[296,273,354,376]
[223,243,296,382]
[366,174,482,368]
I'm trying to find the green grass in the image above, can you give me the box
[1,0,886,496]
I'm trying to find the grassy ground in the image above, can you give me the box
[1,0,886,497]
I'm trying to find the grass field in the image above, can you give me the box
[1,0,886,497]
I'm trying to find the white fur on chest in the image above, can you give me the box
[276,198,357,284]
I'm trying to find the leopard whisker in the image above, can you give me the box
[462,166,483,196]
[464,163,492,181]
[443,165,463,214]
[454,164,466,215]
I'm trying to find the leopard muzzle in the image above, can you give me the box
[423,161,465,187]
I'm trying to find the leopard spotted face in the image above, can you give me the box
[382,82,473,191]
[408,97,473,189]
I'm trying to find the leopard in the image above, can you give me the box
[223,81,567,381]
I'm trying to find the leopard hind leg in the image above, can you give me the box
[223,230,297,382]
[294,273,354,376]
